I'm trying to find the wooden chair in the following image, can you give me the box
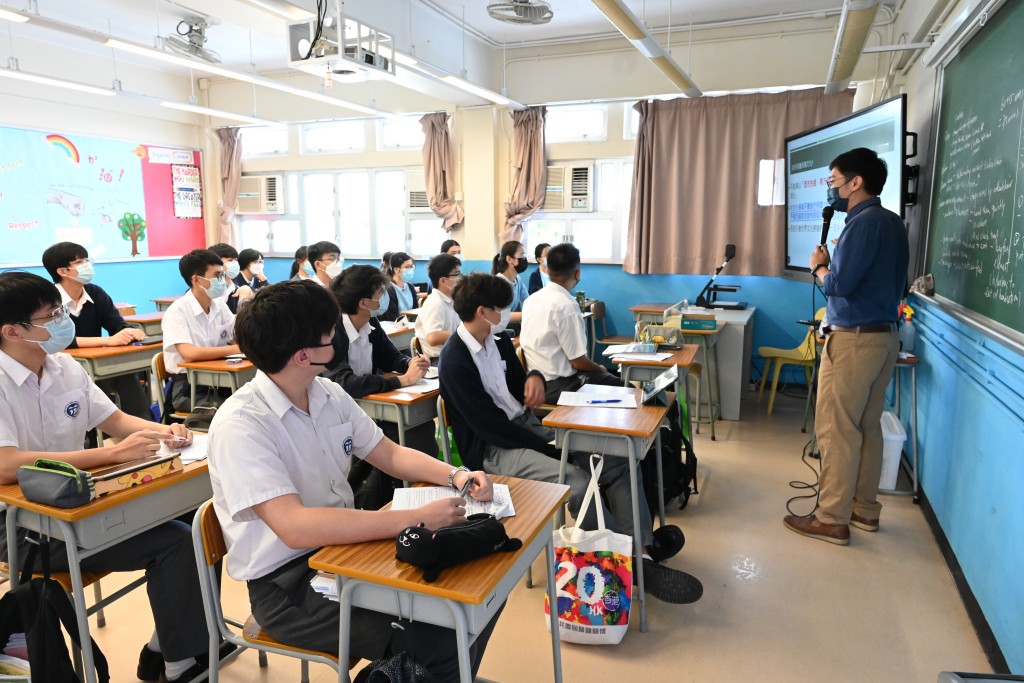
[152,352,191,423]
[436,396,455,466]
[410,336,423,358]
[191,500,343,683]
[757,307,826,415]
[591,301,633,355]
[516,346,557,417]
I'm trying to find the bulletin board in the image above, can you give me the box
[0,124,206,265]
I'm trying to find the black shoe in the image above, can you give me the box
[164,661,208,683]
[640,558,703,604]
[196,640,239,668]
[136,645,163,682]
[649,525,685,563]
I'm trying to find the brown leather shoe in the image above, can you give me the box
[783,514,850,545]
[850,512,879,532]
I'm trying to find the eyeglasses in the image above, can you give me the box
[825,176,849,189]
[446,273,462,280]
[200,273,227,282]
[25,304,70,325]
[69,257,93,268]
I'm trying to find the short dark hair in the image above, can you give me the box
[234,280,339,374]
[209,243,239,260]
[387,252,413,278]
[41,242,88,283]
[533,243,551,261]
[290,246,308,279]
[830,147,888,196]
[330,265,388,315]
[0,272,62,347]
[308,241,341,267]
[492,240,523,275]
[427,253,462,288]
[452,273,513,321]
[238,248,263,270]
[545,243,580,278]
[380,251,394,266]
[440,239,461,254]
[179,249,224,288]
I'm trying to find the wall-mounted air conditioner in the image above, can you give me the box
[406,169,431,213]
[543,164,594,212]
[236,175,284,215]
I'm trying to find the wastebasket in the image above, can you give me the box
[879,410,906,490]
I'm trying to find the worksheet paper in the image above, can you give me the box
[400,378,440,394]
[556,391,638,408]
[391,484,515,519]
[611,352,673,362]
[157,433,209,463]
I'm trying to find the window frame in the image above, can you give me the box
[300,120,368,154]
[239,126,289,157]
[544,104,609,143]
[377,116,427,151]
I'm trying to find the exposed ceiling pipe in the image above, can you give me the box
[824,0,883,95]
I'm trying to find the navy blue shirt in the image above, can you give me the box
[822,197,909,327]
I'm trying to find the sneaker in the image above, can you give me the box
[649,525,685,563]
[639,558,703,604]
[850,512,879,532]
[136,645,163,682]
[783,514,850,545]
[164,661,208,683]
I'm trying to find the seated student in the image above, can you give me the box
[209,243,251,314]
[289,246,313,281]
[440,239,461,257]
[0,271,213,683]
[528,242,550,295]
[521,243,619,404]
[207,280,501,681]
[323,265,437,464]
[414,254,462,362]
[234,248,270,301]
[378,251,394,274]
[308,240,344,288]
[379,252,418,322]
[439,274,700,604]
[492,241,529,332]
[162,249,241,411]
[41,241,149,420]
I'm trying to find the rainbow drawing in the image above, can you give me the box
[45,134,80,164]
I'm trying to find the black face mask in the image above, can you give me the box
[514,257,529,274]
[306,341,336,367]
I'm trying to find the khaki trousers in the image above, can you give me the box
[814,329,899,525]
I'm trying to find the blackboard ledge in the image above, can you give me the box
[914,293,1024,357]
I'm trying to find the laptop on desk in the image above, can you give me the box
[640,365,678,406]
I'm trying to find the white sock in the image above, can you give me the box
[641,553,653,561]
[164,657,196,681]
[147,631,161,653]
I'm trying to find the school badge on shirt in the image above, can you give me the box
[65,401,81,419]
[343,437,354,455]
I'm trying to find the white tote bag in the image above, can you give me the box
[544,454,634,644]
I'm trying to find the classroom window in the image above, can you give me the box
[302,120,366,153]
[623,102,641,140]
[378,116,426,150]
[545,104,608,143]
[338,172,372,254]
[757,158,785,207]
[239,126,289,157]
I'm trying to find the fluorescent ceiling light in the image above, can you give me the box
[0,66,114,97]
[160,100,279,126]
[441,75,517,107]
[396,50,524,109]
[237,0,313,21]
[590,0,701,97]
[824,0,881,95]
[0,7,29,22]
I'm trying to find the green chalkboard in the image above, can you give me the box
[926,0,1024,334]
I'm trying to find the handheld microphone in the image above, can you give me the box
[820,207,834,246]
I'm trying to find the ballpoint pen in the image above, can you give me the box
[587,399,622,404]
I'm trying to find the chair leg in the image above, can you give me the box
[301,659,310,683]
[93,581,105,628]
[258,651,268,668]
[525,565,533,589]
[757,358,773,402]
[766,361,784,415]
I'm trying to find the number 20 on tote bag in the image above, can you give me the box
[544,455,634,644]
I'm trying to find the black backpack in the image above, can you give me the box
[642,416,699,512]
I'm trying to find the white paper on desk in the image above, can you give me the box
[424,366,438,379]
[602,343,644,356]
[556,391,638,408]
[310,572,339,602]
[612,352,673,362]
[157,433,208,463]
[391,484,515,519]
[401,378,439,394]
[225,353,246,360]
[379,320,408,335]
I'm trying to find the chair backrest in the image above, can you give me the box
[191,500,229,642]
[152,352,169,419]
[410,336,422,357]
[516,345,528,370]
[436,396,453,465]
[801,307,828,360]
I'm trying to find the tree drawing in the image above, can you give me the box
[118,212,147,256]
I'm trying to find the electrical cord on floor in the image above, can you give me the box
[785,436,821,516]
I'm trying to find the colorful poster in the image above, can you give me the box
[172,164,203,219]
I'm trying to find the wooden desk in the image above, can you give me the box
[113,302,137,316]
[123,311,164,337]
[178,359,256,409]
[356,385,439,449]
[682,324,723,440]
[542,385,669,632]
[378,320,415,356]
[0,462,212,683]
[399,307,422,322]
[310,476,570,683]
[152,295,182,312]
[629,302,675,325]
[66,342,161,382]
[615,344,698,439]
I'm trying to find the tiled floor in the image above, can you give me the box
[70,391,991,682]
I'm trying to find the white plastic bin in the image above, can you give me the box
[879,411,906,490]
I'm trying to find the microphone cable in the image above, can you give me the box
[786,436,821,517]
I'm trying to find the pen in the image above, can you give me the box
[587,399,622,404]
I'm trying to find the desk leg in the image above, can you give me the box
[338,577,353,683]
[911,366,919,501]
[626,438,647,633]
[188,369,197,411]
[61,527,98,683]
[545,533,563,683]
[654,429,665,527]
[440,601,473,683]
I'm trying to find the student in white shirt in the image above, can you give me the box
[162,250,240,410]
[491,240,529,332]
[307,240,344,288]
[207,280,501,680]
[521,243,620,403]
[414,253,462,361]
[0,271,215,683]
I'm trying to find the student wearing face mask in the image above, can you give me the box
[322,266,437,499]
[289,246,314,281]
[162,250,241,411]
[491,241,529,333]
[528,243,551,295]
[235,248,270,302]
[414,254,462,363]
[209,243,252,315]
[379,252,418,322]
[41,242,150,421]
[308,241,344,288]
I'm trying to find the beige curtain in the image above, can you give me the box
[625,88,854,275]
[503,106,547,242]
[420,112,464,231]
[216,127,242,245]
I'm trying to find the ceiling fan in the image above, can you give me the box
[487,0,554,26]
[163,16,221,64]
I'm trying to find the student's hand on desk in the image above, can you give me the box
[459,471,493,502]
[523,374,546,408]
[420,497,468,528]
[400,356,430,386]
[109,328,144,346]
[162,423,194,447]
[112,430,165,461]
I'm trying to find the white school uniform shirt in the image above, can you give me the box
[207,371,384,580]
[161,290,235,375]
[520,281,587,382]
[0,350,117,454]
[455,324,524,421]
[414,289,459,358]
[342,314,373,376]
[56,283,93,317]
